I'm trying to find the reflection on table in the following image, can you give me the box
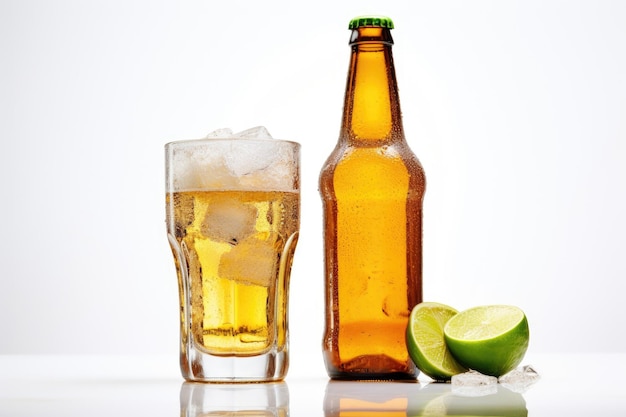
[180,381,289,416]
[323,380,528,416]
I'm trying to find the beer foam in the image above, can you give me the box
[166,136,300,192]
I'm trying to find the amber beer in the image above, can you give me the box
[166,137,300,382]
[320,16,426,379]
[168,190,299,354]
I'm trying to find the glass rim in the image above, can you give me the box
[164,137,301,149]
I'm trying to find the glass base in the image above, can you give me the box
[181,344,289,383]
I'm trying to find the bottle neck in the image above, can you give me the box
[340,27,405,145]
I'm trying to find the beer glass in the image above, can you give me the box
[165,137,300,382]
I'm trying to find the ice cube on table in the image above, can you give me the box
[201,199,257,244]
[451,370,498,397]
[498,365,540,393]
[218,234,280,287]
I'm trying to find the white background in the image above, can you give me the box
[1,0,625,379]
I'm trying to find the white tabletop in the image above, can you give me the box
[1,353,624,416]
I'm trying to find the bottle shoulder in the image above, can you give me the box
[322,141,423,171]
[319,141,426,196]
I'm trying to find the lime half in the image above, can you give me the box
[444,305,529,377]
[406,302,468,381]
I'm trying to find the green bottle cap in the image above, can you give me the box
[348,15,394,30]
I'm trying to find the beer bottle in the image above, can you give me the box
[320,16,426,380]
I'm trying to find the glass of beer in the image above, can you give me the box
[165,135,300,382]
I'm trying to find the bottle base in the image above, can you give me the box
[328,371,418,381]
[323,352,418,381]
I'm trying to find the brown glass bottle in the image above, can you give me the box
[319,16,426,380]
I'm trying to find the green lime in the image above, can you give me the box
[443,305,529,377]
[406,302,468,381]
